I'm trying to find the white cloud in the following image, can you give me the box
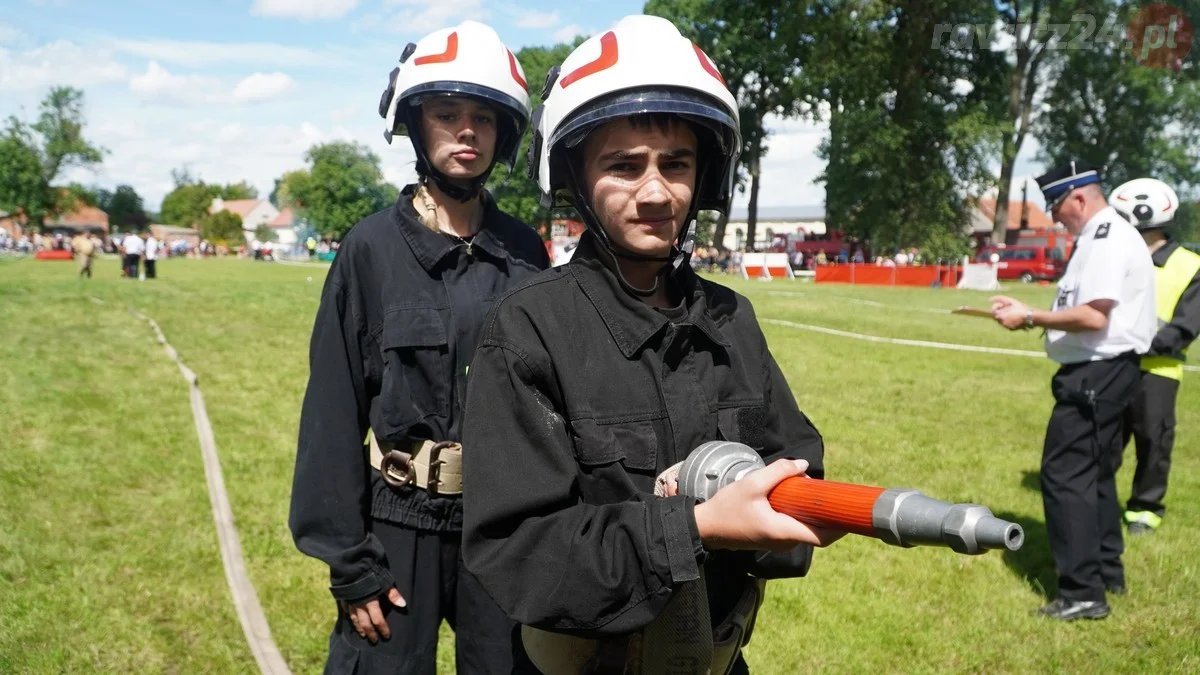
[553,24,591,43]
[251,0,359,20]
[216,123,245,144]
[111,38,347,68]
[59,114,395,212]
[232,72,296,103]
[515,10,559,29]
[330,104,360,122]
[735,115,828,208]
[128,61,223,105]
[0,22,26,45]
[383,163,418,188]
[0,40,128,91]
[381,0,486,35]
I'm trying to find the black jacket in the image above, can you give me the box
[461,232,824,637]
[289,186,549,604]
[1149,241,1200,361]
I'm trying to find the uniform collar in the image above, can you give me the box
[568,231,731,359]
[393,184,509,272]
[1078,205,1119,238]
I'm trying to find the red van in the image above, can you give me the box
[976,245,1066,282]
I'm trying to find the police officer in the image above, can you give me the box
[990,161,1156,621]
[461,16,842,674]
[1110,178,1200,535]
[288,21,549,674]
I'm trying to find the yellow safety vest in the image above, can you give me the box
[1143,246,1200,381]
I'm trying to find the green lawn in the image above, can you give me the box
[2,256,1197,673]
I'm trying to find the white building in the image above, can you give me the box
[721,205,826,251]
[209,197,280,245]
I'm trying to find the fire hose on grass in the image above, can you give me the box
[679,441,1024,554]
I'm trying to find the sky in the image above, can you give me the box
[0,0,1046,213]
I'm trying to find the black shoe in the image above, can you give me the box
[1035,597,1110,621]
[1127,522,1154,536]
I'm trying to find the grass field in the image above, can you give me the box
[2,255,1197,673]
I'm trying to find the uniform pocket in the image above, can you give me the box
[570,418,660,471]
[379,307,450,428]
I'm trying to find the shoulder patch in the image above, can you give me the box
[1094,223,1110,240]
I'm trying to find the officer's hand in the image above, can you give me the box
[342,587,406,644]
[694,459,846,552]
[988,295,1018,310]
[989,295,1028,330]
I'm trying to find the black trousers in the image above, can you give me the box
[512,641,750,675]
[324,520,515,675]
[1120,372,1180,518]
[123,254,139,278]
[144,259,157,279]
[1042,353,1140,602]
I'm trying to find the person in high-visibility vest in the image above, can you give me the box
[1110,178,1200,535]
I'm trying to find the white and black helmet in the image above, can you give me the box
[528,14,741,271]
[378,20,531,201]
[1109,177,1179,231]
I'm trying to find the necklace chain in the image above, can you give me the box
[418,182,482,254]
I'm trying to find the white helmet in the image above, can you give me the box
[378,21,530,199]
[1109,177,1179,231]
[529,14,741,217]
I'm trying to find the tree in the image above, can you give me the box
[1036,2,1200,191]
[283,141,399,240]
[199,210,244,247]
[487,40,582,234]
[815,0,1004,254]
[254,223,277,243]
[104,185,149,231]
[694,210,717,247]
[647,0,816,250]
[987,0,1069,246]
[219,180,258,200]
[0,120,47,225]
[160,170,262,227]
[63,182,99,207]
[161,182,219,227]
[0,87,105,229]
[270,169,308,209]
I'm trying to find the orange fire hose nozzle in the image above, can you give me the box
[678,441,1023,554]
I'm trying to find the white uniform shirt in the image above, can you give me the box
[1044,205,1156,364]
[144,236,159,260]
[122,234,145,256]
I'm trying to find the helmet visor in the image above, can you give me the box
[550,87,738,155]
[401,80,529,131]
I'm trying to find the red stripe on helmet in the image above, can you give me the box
[560,31,618,88]
[508,49,527,89]
[693,44,725,86]
[415,32,458,65]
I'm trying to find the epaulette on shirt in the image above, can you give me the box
[1095,223,1111,240]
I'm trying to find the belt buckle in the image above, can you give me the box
[426,441,455,495]
[379,448,416,489]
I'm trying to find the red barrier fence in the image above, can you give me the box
[815,264,961,287]
[34,249,74,261]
